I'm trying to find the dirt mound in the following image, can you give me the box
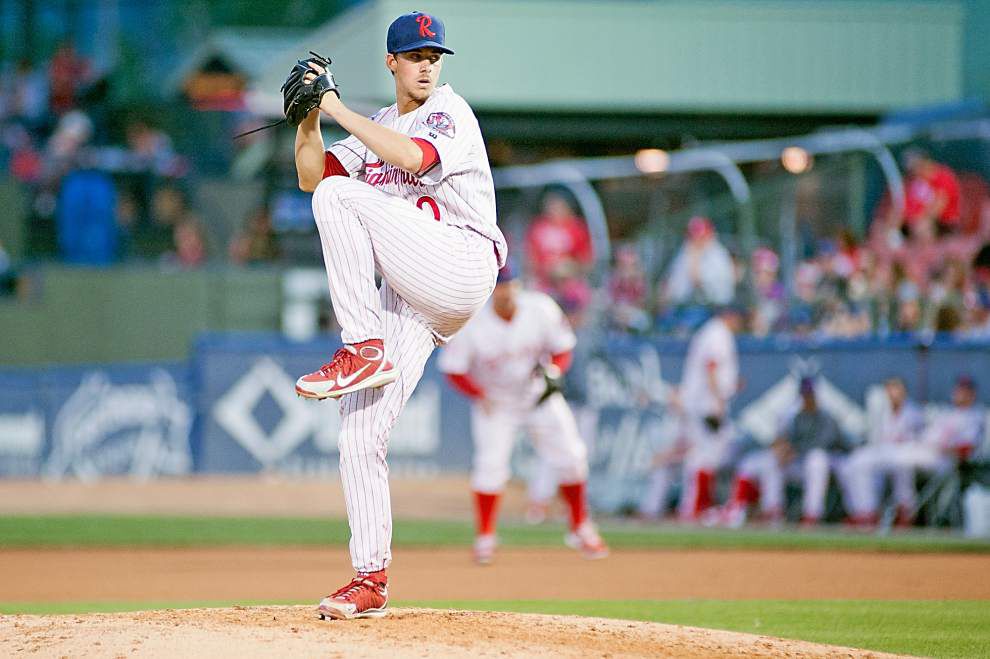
[2,606,903,658]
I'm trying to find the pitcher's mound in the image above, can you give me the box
[3,606,902,658]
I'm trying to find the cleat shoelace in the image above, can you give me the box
[319,346,358,378]
[329,576,378,602]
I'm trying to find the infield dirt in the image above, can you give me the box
[2,606,908,658]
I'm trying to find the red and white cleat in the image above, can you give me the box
[317,570,388,620]
[564,521,610,560]
[296,339,397,400]
[473,533,497,566]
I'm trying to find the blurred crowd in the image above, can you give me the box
[0,44,281,278]
[524,152,990,341]
[4,48,990,341]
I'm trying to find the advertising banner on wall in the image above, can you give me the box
[0,364,193,479]
[1,333,986,492]
[192,335,474,476]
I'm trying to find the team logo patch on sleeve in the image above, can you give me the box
[425,112,455,138]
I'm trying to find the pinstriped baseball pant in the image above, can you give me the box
[312,176,498,572]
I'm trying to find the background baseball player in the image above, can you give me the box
[844,377,925,526]
[718,376,850,527]
[438,265,608,564]
[284,11,507,619]
[890,375,985,522]
[639,306,742,521]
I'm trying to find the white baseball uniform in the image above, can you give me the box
[893,404,985,482]
[732,407,847,521]
[844,399,926,518]
[639,316,738,519]
[313,83,507,573]
[437,290,589,494]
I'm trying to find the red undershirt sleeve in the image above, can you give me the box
[446,373,485,399]
[550,350,573,374]
[411,137,440,176]
[323,151,349,179]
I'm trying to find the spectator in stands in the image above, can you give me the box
[606,244,649,333]
[898,148,962,239]
[844,377,926,526]
[963,244,990,337]
[717,376,850,527]
[784,261,822,336]
[134,185,190,260]
[2,123,43,184]
[664,216,735,307]
[894,279,924,336]
[524,190,593,324]
[55,168,118,265]
[229,204,280,265]
[832,228,863,278]
[125,117,178,173]
[170,218,208,269]
[891,376,985,519]
[656,216,735,335]
[48,41,92,118]
[524,190,593,289]
[927,260,967,334]
[749,247,784,337]
[2,58,49,132]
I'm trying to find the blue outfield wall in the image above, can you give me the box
[1,333,988,512]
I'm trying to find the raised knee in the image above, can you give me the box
[313,175,357,209]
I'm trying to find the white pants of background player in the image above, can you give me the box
[313,176,498,573]
[527,456,560,507]
[734,448,844,520]
[471,393,588,495]
[639,415,733,520]
[844,443,954,517]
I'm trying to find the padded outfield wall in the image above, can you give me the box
[1,333,987,514]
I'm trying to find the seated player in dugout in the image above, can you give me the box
[439,263,609,565]
[283,11,507,620]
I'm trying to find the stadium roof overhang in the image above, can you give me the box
[248,0,964,126]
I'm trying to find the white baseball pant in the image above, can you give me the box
[471,393,589,494]
[312,176,498,573]
[843,444,919,517]
[639,414,733,519]
[735,448,843,519]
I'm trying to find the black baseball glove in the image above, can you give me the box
[534,363,564,406]
[281,51,340,126]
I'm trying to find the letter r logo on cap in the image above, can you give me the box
[417,15,435,38]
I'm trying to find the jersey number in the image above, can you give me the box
[416,195,441,222]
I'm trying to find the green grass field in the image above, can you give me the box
[3,515,989,658]
[3,514,989,553]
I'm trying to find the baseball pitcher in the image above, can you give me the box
[285,11,507,619]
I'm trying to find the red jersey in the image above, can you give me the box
[904,164,960,225]
[524,215,592,282]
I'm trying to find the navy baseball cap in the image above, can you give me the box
[496,261,518,284]
[387,11,454,55]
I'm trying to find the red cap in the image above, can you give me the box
[687,216,714,240]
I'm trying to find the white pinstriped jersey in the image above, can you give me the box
[438,290,576,407]
[328,84,507,265]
